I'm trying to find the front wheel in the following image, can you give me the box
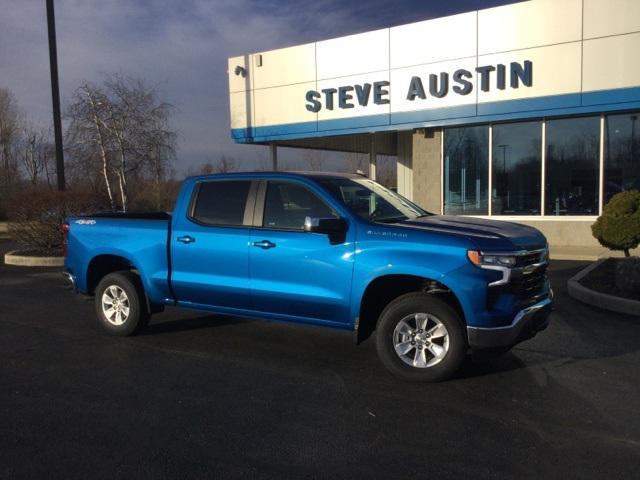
[95,271,149,336]
[375,293,467,381]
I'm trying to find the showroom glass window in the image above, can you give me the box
[492,121,542,215]
[443,126,489,215]
[545,116,600,215]
[604,113,640,203]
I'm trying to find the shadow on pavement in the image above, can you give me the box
[141,313,255,336]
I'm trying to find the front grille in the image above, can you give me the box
[484,248,550,310]
[515,249,545,268]
[511,265,547,298]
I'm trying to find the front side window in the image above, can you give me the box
[605,113,640,203]
[492,121,542,215]
[319,177,427,223]
[263,181,336,230]
[191,180,251,226]
[444,126,489,215]
[545,116,600,215]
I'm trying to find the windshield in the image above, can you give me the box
[318,177,430,223]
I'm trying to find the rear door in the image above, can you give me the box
[171,179,256,309]
[248,179,356,324]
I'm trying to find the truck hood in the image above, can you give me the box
[392,215,547,251]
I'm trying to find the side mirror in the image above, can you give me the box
[304,216,347,234]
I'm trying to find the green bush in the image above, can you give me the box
[592,190,640,257]
[8,189,106,255]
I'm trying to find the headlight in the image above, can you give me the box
[541,246,549,262]
[467,250,516,267]
[467,250,515,286]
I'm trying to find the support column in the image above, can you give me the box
[369,134,377,180]
[396,131,413,200]
[269,142,278,171]
[411,128,442,212]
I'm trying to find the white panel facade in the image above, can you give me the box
[390,12,477,69]
[252,43,316,90]
[228,56,251,93]
[317,71,390,122]
[583,32,640,92]
[229,91,251,130]
[316,29,389,80]
[253,82,317,127]
[477,43,582,104]
[477,0,582,55]
[390,57,478,113]
[228,0,640,140]
[583,0,640,39]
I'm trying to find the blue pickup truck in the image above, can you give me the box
[64,172,552,381]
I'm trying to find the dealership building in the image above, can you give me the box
[227,0,640,252]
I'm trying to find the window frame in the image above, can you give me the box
[253,179,340,232]
[187,179,258,228]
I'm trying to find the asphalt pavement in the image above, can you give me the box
[1,239,639,479]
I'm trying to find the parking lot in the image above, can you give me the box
[1,238,639,479]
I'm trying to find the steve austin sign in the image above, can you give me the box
[305,60,532,112]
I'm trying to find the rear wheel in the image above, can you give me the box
[95,271,149,336]
[375,293,466,381]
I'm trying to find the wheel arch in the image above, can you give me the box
[86,254,137,295]
[355,274,465,344]
[87,255,159,315]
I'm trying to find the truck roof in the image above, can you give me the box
[186,171,365,182]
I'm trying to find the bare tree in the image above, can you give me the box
[19,124,53,186]
[66,83,116,209]
[65,74,176,211]
[302,150,325,171]
[191,155,236,176]
[255,152,272,171]
[0,88,20,189]
[214,155,235,173]
[345,152,367,174]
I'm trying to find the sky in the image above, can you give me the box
[0,0,520,173]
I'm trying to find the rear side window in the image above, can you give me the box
[191,181,251,226]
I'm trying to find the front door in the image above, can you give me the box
[249,180,355,324]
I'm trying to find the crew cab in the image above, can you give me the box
[63,172,552,381]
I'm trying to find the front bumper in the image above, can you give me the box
[467,297,552,350]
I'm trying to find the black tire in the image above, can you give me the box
[94,271,150,336]
[375,293,467,381]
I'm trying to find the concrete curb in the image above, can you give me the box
[568,258,640,316]
[4,250,64,267]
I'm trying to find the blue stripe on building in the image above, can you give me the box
[231,86,640,143]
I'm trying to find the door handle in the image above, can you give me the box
[177,235,196,244]
[253,240,276,249]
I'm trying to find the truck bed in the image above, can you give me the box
[65,213,173,303]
